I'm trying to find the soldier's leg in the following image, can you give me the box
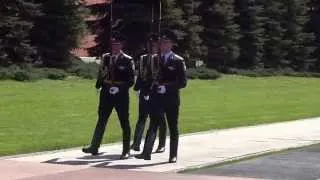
[135,95,163,160]
[85,88,113,153]
[131,95,149,150]
[136,111,160,159]
[165,97,180,162]
[114,93,131,156]
[145,112,161,151]
[156,112,167,152]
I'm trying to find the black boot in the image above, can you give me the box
[169,156,177,163]
[155,146,165,153]
[120,152,130,160]
[134,153,151,160]
[82,146,98,156]
[131,144,140,151]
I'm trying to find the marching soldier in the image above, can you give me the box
[82,32,135,160]
[135,29,187,163]
[131,33,167,153]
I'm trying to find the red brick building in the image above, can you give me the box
[72,0,109,57]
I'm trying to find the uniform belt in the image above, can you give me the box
[160,82,175,85]
[104,81,125,85]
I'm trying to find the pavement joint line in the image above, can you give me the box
[270,138,320,141]
[253,139,316,142]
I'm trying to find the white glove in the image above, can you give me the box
[96,88,102,94]
[143,95,150,101]
[109,87,119,95]
[157,85,166,94]
[136,91,140,97]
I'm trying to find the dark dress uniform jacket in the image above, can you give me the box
[154,53,187,94]
[134,54,155,94]
[96,52,135,92]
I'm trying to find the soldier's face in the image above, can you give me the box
[111,42,123,54]
[148,42,159,54]
[160,40,172,53]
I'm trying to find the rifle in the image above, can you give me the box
[107,0,115,84]
[109,0,113,53]
[97,0,114,88]
[149,0,162,91]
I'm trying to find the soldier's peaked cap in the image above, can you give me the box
[160,29,177,41]
[111,31,126,43]
[146,33,160,42]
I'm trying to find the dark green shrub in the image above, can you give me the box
[186,68,198,79]
[46,68,68,80]
[67,60,99,79]
[0,68,13,80]
[13,69,32,81]
[0,65,68,81]
[187,67,221,80]
[226,68,320,78]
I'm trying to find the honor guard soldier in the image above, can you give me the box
[135,29,187,163]
[131,33,167,153]
[82,32,135,160]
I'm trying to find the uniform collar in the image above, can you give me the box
[112,50,123,60]
[162,51,173,63]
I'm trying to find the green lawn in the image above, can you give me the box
[1,75,320,156]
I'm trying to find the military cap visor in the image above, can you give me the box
[160,29,177,42]
[111,40,122,45]
[111,31,126,43]
[146,33,160,42]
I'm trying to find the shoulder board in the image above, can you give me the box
[121,52,133,59]
[140,54,148,58]
[102,53,110,58]
[173,54,184,61]
[100,53,110,66]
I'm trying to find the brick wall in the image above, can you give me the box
[72,0,109,57]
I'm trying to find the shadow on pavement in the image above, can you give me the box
[95,162,168,170]
[43,153,169,170]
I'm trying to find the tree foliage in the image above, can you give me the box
[0,0,40,66]
[31,0,87,68]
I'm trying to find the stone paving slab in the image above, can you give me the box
[0,160,263,180]
[3,117,320,173]
[19,168,263,180]
[0,160,85,180]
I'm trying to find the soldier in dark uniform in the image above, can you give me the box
[131,33,167,153]
[135,30,187,163]
[82,32,135,160]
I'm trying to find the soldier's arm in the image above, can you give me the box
[133,57,142,91]
[177,59,187,89]
[95,56,105,89]
[127,59,135,88]
[165,57,187,91]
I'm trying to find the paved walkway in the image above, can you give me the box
[0,160,260,180]
[186,144,320,180]
[1,117,320,179]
